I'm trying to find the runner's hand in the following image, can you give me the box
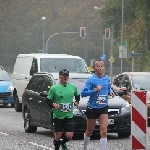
[53,103,60,109]
[74,101,78,107]
[109,92,114,98]
[95,85,102,92]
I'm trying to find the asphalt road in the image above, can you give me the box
[0,105,150,150]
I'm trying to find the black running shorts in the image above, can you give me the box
[85,105,108,119]
[53,117,74,132]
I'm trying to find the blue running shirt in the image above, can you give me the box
[81,74,112,108]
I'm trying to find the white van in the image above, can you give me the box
[12,53,89,112]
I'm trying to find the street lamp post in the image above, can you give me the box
[110,27,114,82]
[103,34,105,54]
[121,0,124,73]
[42,16,46,53]
[45,32,79,53]
[84,16,88,64]
[93,6,105,56]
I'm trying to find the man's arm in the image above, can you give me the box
[120,93,131,103]
[74,94,80,104]
[108,78,114,97]
[46,87,55,108]
[73,85,80,104]
[46,98,55,108]
[118,87,131,103]
[81,78,96,97]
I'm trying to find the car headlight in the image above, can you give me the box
[121,102,131,114]
[73,108,80,115]
[8,86,14,91]
[148,98,150,104]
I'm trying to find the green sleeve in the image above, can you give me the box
[47,86,55,100]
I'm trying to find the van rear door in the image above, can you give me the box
[12,56,33,103]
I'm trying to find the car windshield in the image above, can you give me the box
[69,79,86,92]
[131,75,150,90]
[0,71,11,81]
[55,78,86,93]
[40,58,88,73]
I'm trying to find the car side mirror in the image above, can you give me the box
[39,91,48,98]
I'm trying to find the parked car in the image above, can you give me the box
[22,72,90,134]
[0,66,14,107]
[112,72,150,124]
[22,72,131,137]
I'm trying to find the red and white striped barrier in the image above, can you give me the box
[131,91,147,150]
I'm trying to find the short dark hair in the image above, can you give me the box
[93,59,103,67]
[59,69,69,75]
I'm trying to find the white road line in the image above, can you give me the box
[0,131,9,136]
[28,142,54,150]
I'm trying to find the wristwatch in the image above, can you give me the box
[52,103,56,107]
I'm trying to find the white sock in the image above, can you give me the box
[83,133,90,150]
[100,138,107,150]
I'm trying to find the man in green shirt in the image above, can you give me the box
[46,69,80,150]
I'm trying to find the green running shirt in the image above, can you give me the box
[47,82,79,119]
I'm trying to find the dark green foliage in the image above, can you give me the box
[0,0,150,72]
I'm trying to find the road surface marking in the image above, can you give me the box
[28,142,53,150]
[0,131,9,136]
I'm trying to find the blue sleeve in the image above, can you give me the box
[81,78,95,97]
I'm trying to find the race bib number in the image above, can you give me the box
[96,95,107,104]
[60,103,72,112]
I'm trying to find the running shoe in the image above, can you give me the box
[61,143,68,150]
